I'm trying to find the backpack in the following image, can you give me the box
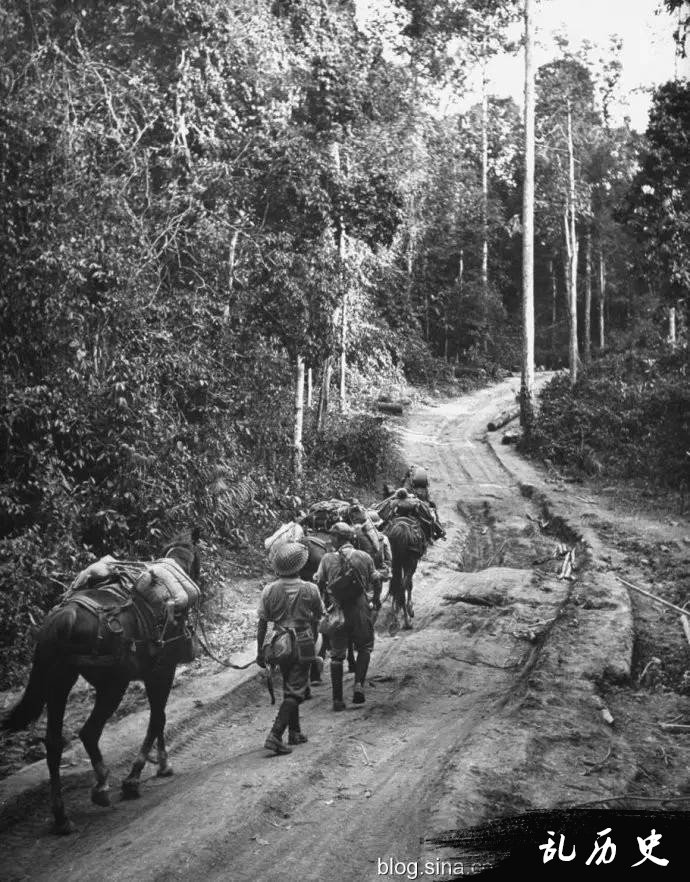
[328,550,365,607]
[353,523,383,568]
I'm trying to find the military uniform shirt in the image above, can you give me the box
[257,576,324,630]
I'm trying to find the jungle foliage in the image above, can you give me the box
[0,0,687,685]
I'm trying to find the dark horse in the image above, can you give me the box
[1,529,201,834]
[384,517,426,630]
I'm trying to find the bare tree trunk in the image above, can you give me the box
[292,356,305,483]
[224,227,240,321]
[584,225,592,365]
[457,248,464,358]
[406,212,415,302]
[481,55,489,306]
[316,357,332,432]
[598,247,606,350]
[340,291,347,410]
[668,306,677,346]
[549,257,557,351]
[329,140,349,414]
[306,366,313,409]
[520,0,536,437]
[424,290,430,342]
[562,246,570,321]
[566,100,579,386]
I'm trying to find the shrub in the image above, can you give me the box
[525,347,690,486]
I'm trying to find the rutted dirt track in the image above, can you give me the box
[1,376,689,881]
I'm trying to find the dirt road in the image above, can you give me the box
[1,376,689,881]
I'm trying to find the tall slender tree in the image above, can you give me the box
[521,0,535,435]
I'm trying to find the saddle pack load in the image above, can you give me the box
[299,498,351,532]
[63,554,202,663]
[374,491,444,544]
[133,558,201,626]
[387,516,427,556]
[264,521,305,563]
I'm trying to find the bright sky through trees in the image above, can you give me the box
[355,0,684,130]
[488,0,682,130]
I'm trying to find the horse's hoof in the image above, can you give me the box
[403,622,413,631]
[156,765,174,778]
[54,818,75,835]
[121,779,141,799]
[91,785,111,807]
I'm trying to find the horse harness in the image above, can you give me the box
[59,562,197,667]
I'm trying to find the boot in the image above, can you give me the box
[264,733,292,755]
[331,660,345,711]
[270,697,294,740]
[288,731,308,745]
[354,650,370,687]
[310,658,323,685]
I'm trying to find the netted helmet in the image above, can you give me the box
[273,541,309,576]
[329,521,355,540]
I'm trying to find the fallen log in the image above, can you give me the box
[659,723,690,733]
[617,576,690,617]
[454,366,486,378]
[487,407,519,432]
[377,401,404,415]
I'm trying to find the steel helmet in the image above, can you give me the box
[273,541,309,576]
[329,521,355,540]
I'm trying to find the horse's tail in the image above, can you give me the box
[2,606,77,732]
[386,521,413,613]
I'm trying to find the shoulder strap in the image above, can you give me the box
[286,580,306,618]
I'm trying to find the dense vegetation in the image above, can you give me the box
[0,0,687,686]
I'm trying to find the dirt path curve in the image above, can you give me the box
[1,375,684,881]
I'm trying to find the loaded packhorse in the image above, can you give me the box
[374,475,447,630]
[1,529,202,834]
[382,516,426,630]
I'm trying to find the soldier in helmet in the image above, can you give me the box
[256,541,325,755]
[314,522,378,710]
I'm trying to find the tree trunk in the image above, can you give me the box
[316,357,332,433]
[520,0,536,438]
[330,141,348,414]
[378,401,404,415]
[481,55,489,308]
[566,100,579,386]
[668,306,677,346]
[598,246,606,350]
[549,257,557,351]
[224,227,240,321]
[340,291,347,411]
[306,366,313,409]
[292,355,305,483]
[584,225,592,365]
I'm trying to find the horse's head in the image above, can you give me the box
[162,528,201,582]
